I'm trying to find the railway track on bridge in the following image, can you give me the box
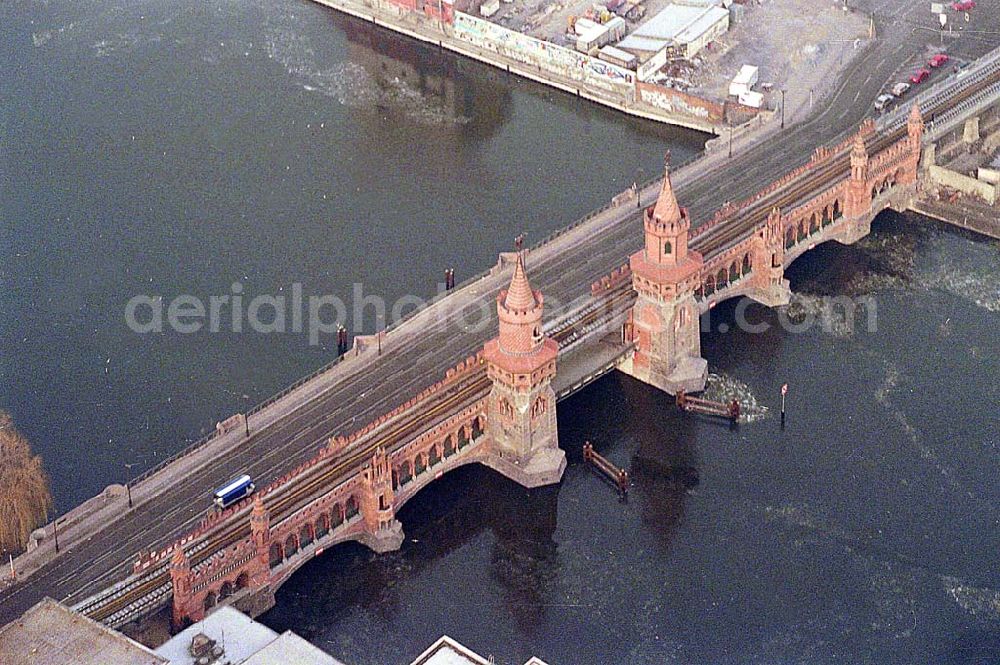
[77,284,639,626]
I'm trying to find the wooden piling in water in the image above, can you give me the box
[583,441,629,496]
[676,390,740,423]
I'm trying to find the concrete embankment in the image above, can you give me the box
[305,0,734,134]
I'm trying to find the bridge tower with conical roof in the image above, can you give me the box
[482,250,565,488]
[620,155,707,395]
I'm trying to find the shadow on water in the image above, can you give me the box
[331,11,704,147]
[557,372,694,553]
[263,463,562,639]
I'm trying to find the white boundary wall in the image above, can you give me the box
[452,12,635,96]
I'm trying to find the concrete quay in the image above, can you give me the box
[305,0,732,134]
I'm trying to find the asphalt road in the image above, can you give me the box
[2,0,997,628]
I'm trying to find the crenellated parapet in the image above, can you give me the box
[591,263,632,295]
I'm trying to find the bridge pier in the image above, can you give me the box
[619,295,707,395]
[357,519,405,553]
[359,447,406,552]
[745,207,791,308]
[964,115,981,145]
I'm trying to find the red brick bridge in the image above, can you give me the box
[60,50,1000,633]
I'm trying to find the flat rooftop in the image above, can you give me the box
[153,606,277,664]
[0,597,166,665]
[409,635,549,665]
[619,3,728,52]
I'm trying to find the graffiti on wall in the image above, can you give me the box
[637,82,724,121]
[452,12,633,93]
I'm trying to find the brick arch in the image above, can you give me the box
[331,503,345,529]
[218,580,234,601]
[345,495,359,519]
[235,572,249,590]
[269,542,283,568]
[703,273,717,296]
[444,432,457,457]
[203,591,217,611]
[315,513,330,539]
[284,533,298,557]
[299,523,313,548]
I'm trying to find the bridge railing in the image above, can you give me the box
[125,156,696,493]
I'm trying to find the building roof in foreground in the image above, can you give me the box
[0,597,166,665]
[154,606,276,664]
[409,635,549,665]
[154,606,346,665]
[242,630,346,665]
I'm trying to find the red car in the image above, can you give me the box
[910,68,931,84]
[951,0,975,10]
[928,53,950,68]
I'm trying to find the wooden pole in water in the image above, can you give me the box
[780,383,788,427]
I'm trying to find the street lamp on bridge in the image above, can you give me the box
[124,462,137,509]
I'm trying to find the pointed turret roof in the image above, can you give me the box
[251,494,267,520]
[171,543,188,568]
[651,156,682,224]
[502,252,539,311]
[852,132,867,160]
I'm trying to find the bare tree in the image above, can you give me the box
[0,411,53,555]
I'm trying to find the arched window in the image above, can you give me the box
[663,241,672,256]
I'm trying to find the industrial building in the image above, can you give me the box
[618,2,730,60]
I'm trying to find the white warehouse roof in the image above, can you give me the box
[619,4,728,52]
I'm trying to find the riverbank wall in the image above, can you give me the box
[305,0,761,134]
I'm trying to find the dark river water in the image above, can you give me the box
[3,0,999,663]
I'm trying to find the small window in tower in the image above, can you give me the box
[664,241,672,255]
[532,326,541,340]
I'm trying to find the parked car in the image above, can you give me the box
[891,82,911,97]
[874,93,895,112]
[928,53,950,68]
[951,0,975,10]
[910,68,931,84]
